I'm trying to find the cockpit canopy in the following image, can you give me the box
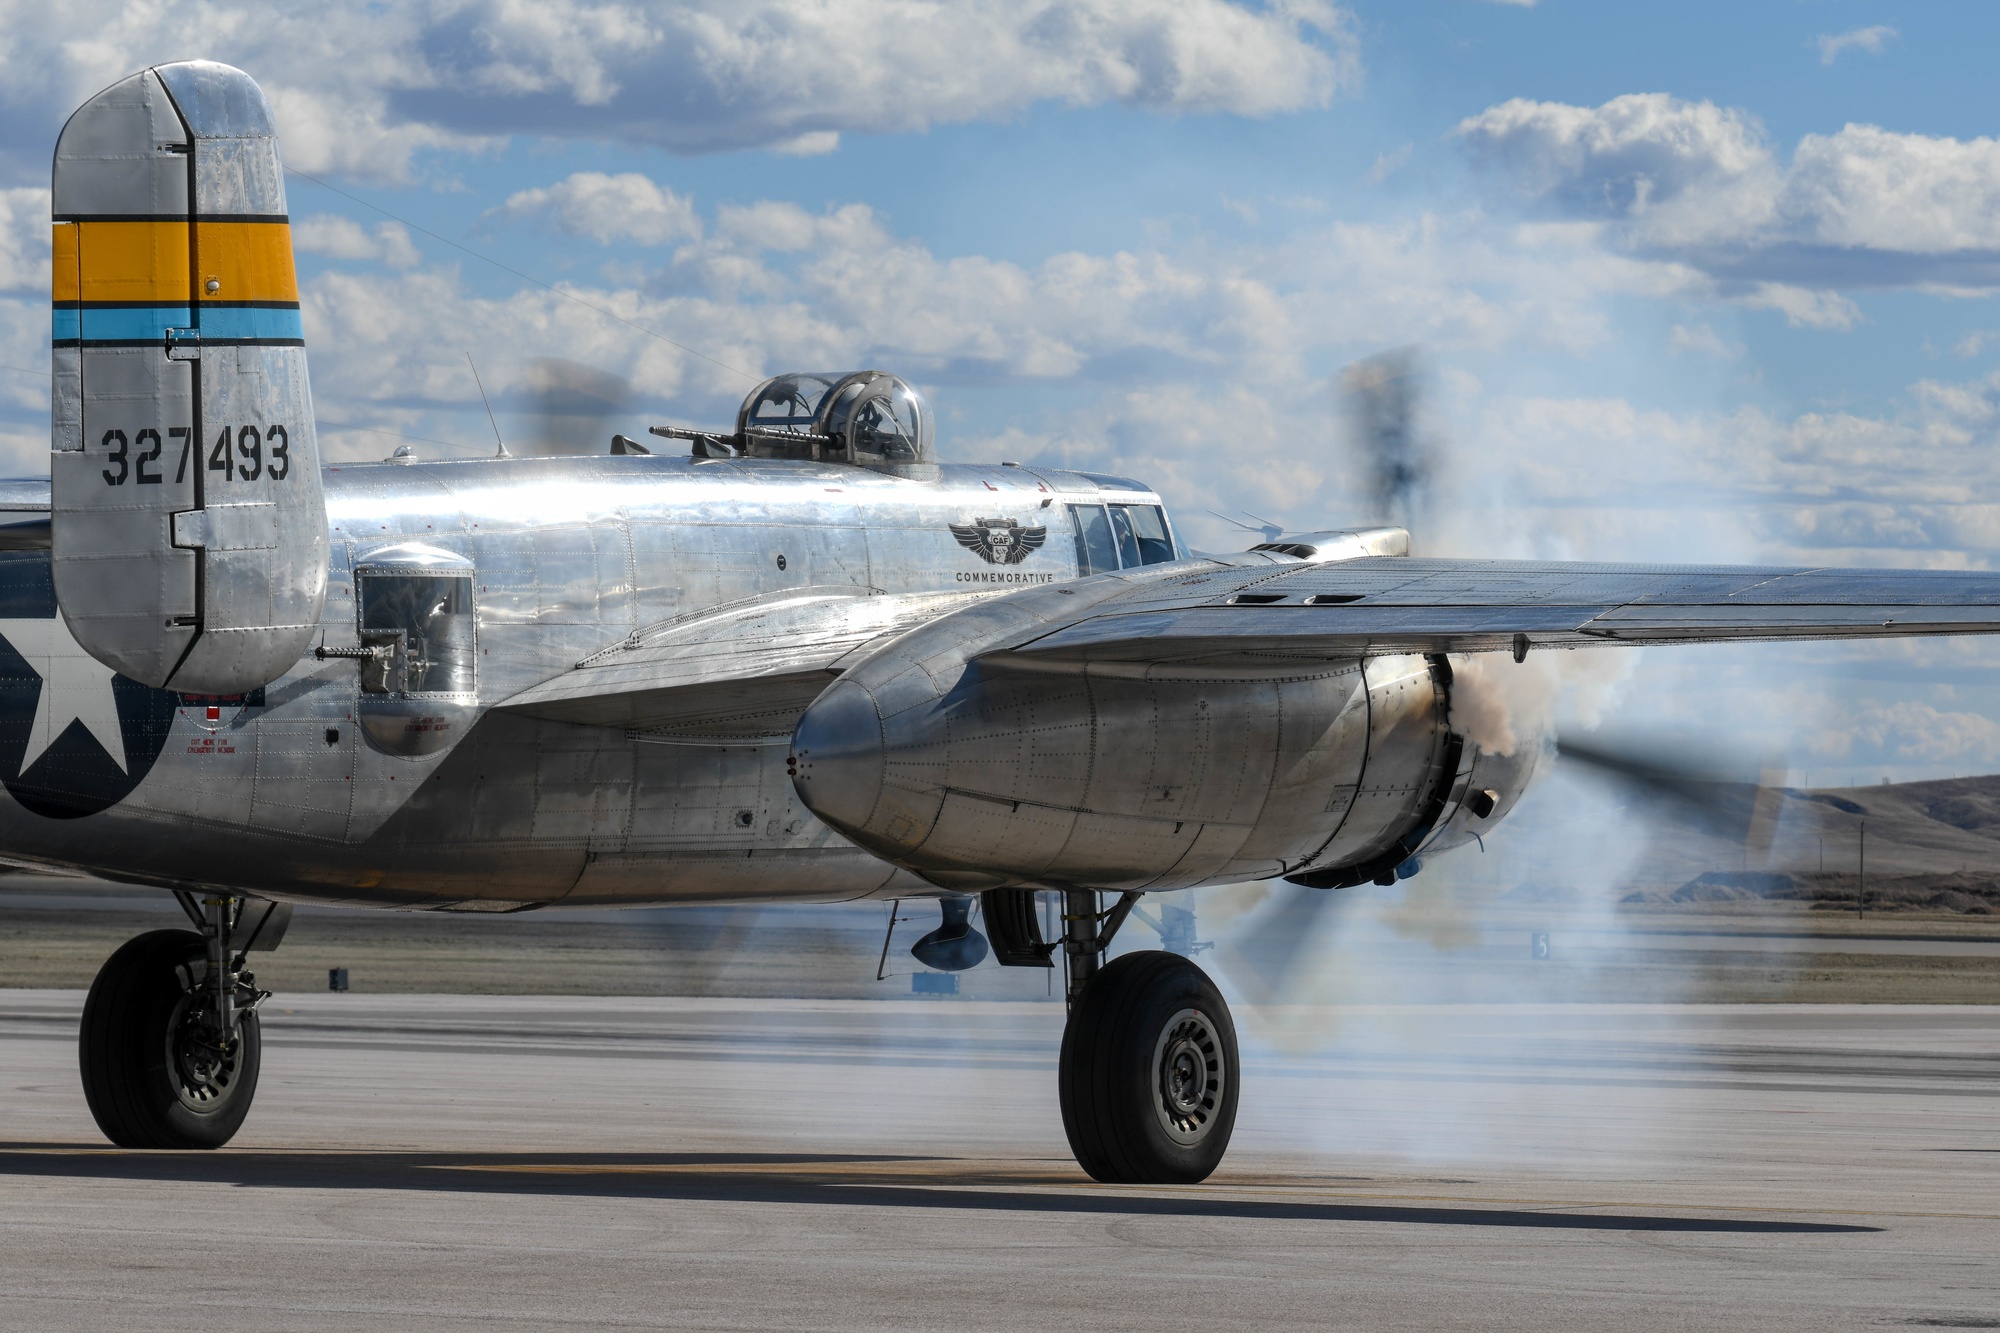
[653,371,935,466]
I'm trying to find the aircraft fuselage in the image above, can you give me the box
[0,453,1217,908]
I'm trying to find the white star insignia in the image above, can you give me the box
[0,615,129,774]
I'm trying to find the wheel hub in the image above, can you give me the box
[1152,1007,1224,1145]
[166,993,244,1110]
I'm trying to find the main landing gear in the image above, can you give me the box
[79,894,290,1149]
[984,888,1241,1184]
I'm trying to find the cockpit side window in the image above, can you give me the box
[1070,504,1119,575]
[357,573,476,696]
[1114,504,1177,564]
[1072,503,1179,573]
[1107,506,1144,569]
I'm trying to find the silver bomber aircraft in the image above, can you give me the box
[23,61,2000,1184]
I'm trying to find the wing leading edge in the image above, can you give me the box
[986,557,2000,666]
[493,556,2000,733]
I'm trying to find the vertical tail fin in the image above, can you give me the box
[52,60,327,693]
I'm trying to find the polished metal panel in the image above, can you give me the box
[7,438,2000,911]
[25,58,1827,921]
[50,68,199,685]
[993,557,2000,664]
[1248,527,1409,562]
[50,61,327,694]
[0,454,1147,909]
[22,109,2000,930]
[1291,653,1450,876]
[787,573,1459,893]
[49,68,190,217]
[495,585,982,737]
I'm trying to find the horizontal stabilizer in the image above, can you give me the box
[0,478,49,550]
[495,587,983,738]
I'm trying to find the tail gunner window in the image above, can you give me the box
[357,574,475,696]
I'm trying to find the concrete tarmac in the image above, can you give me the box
[0,992,1996,1331]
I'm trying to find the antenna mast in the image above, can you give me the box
[467,353,507,458]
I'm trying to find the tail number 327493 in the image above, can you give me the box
[100,426,292,486]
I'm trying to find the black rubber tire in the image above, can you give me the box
[1059,950,1239,1184]
[79,929,261,1149]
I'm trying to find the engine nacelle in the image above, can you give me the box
[790,580,1527,893]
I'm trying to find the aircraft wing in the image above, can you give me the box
[493,587,982,738]
[986,557,2000,665]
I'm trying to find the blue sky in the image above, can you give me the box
[6,1,2000,782]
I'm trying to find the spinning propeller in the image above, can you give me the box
[517,357,637,456]
[1341,347,1431,540]
[1210,348,1767,1001]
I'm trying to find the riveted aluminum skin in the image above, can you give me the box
[789,562,1465,893]
[10,440,2000,909]
[29,66,2000,924]
[0,454,1154,909]
[50,61,327,694]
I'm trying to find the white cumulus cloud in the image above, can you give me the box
[1741,282,1862,330]
[1666,322,1738,357]
[1457,93,2000,295]
[1815,25,1897,66]
[292,216,422,268]
[0,0,1355,179]
[0,187,48,293]
[501,173,701,247]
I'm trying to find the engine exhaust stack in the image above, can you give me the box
[51,61,328,693]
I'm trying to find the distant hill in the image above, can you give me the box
[1614,772,2000,913]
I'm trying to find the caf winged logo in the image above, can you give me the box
[950,517,1047,566]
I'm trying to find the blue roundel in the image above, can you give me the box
[0,552,177,819]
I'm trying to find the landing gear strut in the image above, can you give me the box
[986,888,1242,1184]
[78,894,288,1149]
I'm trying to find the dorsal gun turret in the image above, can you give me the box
[650,371,934,468]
